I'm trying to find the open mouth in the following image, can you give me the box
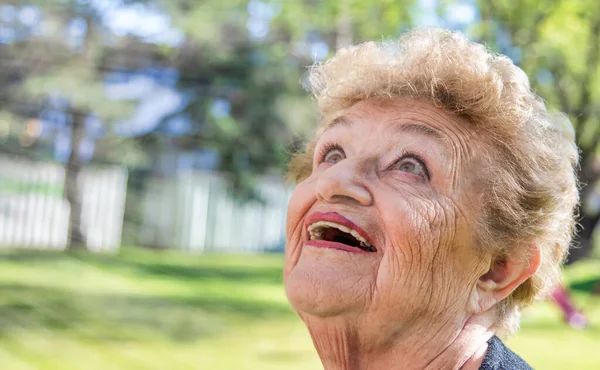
[308,221,377,252]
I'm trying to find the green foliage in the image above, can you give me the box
[21,65,134,121]
[274,0,416,44]
[473,0,600,149]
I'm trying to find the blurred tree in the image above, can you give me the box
[471,0,600,262]
[274,0,417,47]
[0,0,152,249]
[162,0,309,196]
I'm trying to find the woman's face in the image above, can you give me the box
[285,99,490,334]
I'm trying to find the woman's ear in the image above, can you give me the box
[470,245,542,313]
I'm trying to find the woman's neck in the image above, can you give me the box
[302,310,495,370]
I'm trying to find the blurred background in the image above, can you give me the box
[0,0,599,369]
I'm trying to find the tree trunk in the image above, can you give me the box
[567,153,600,264]
[64,109,87,250]
[568,210,598,264]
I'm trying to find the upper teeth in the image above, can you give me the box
[307,221,372,248]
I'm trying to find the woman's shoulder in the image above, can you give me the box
[478,336,533,370]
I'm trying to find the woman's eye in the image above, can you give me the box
[392,157,428,179]
[398,161,419,173]
[323,149,345,164]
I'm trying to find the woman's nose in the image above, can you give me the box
[315,161,373,206]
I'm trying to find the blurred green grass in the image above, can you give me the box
[0,247,598,369]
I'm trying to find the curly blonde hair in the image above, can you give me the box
[288,28,579,337]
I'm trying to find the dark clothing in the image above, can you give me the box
[478,336,533,370]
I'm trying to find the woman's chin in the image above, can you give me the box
[285,251,376,317]
[285,271,353,317]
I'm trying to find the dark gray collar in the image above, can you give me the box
[478,336,533,370]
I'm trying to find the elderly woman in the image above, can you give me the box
[284,28,578,369]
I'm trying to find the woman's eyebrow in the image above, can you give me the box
[326,116,353,129]
[395,121,448,144]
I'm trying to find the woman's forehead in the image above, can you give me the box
[324,99,472,130]
[319,99,475,149]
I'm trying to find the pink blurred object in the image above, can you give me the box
[550,285,588,329]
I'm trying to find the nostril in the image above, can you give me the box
[331,194,361,204]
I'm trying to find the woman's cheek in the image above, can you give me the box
[284,179,317,277]
[285,179,315,236]
[384,197,446,274]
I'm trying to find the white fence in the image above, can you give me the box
[140,172,292,253]
[0,156,291,254]
[0,156,128,252]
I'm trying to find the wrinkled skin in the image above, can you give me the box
[284,99,498,369]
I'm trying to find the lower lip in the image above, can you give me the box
[305,240,372,254]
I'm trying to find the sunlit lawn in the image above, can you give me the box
[0,247,598,369]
